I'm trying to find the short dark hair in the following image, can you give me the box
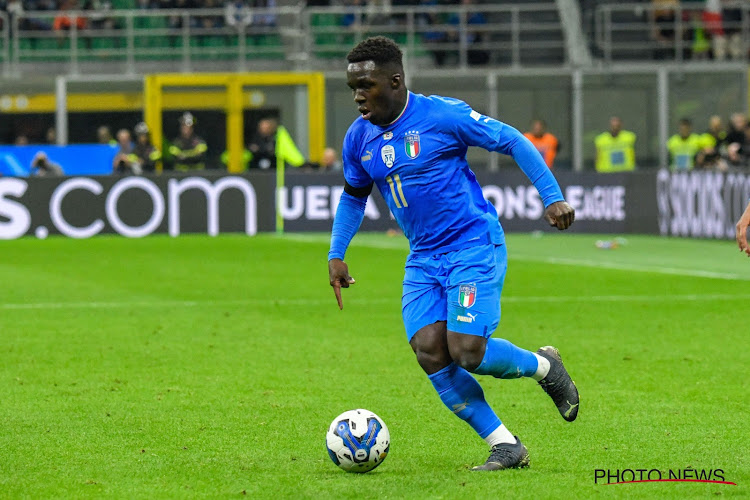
[347,36,403,69]
[679,118,692,126]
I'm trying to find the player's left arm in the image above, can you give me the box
[450,103,574,230]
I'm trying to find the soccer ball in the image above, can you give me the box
[325,409,390,473]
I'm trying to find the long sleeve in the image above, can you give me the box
[328,192,367,261]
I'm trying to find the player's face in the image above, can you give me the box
[346,60,402,126]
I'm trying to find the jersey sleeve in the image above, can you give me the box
[342,127,373,190]
[442,98,564,207]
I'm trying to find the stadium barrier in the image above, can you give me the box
[0,144,118,177]
[1,170,748,240]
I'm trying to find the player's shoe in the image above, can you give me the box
[471,437,530,471]
[536,346,579,422]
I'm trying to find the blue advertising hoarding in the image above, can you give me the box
[0,145,118,177]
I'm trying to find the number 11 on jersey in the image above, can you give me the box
[386,174,409,208]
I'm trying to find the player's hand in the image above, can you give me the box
[735,203,750,257]
[544,201,575,230]
[328,258,355,310]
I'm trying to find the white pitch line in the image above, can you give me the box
[3,294,750,311]
[280,234,750,281]
[512,256,750,281]
[0,298,389,310]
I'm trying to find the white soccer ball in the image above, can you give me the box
[325,409,390,473]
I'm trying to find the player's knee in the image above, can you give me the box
[451,350,484,372]
[414,349,451,375]
[447,335,486,372]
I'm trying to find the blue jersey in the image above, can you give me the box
[342,92,563,256]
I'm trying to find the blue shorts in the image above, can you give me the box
[402,243,507,342]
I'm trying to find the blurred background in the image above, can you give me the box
[0,0,748,238]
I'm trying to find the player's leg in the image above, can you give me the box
[445,243,579,422]
[445,243,544,378]
[403,256,526,470]
[409,323,527,470]
[446,332,541,380]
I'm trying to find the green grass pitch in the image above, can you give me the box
[1,233,748,499]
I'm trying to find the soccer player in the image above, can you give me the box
[328,37,579,471]
[736,200,750,256]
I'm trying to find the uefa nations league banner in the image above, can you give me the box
[280,171,658,235]
[0,169,742,240]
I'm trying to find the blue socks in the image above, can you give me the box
[428,363,501,439]
[473,338,539,379]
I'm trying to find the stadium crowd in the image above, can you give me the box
[589,111,750,173]
[7,108,750,176]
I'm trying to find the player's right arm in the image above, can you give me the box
[736,200,750,256]
[443,99,574,230]
[328,128,374,310]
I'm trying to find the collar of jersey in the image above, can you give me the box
[375,91,411,130]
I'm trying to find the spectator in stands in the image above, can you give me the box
[365,0,393,27]
[225,0,252,28]
[523,119,559,169]
[667,118,703,171]
[703,115,728,148]
[688,10,710,60]
[698,115,728,170]
[167,0,198,32]
[131,122,162,173]
[53,0,88,38]
[320,147,342,171]
[112,128,138,174]
[136,0,159,9]
[30,152,64,177]
[14,135,29,145]
[726,112,747,146]
[448,0,488,65]
[247,117,305,170]
[46,127,57,145]
[702,0,726,60]
[251,0,277,30]
[650,0,678,60]
[416,0,449,67]
[341,0,366,30]
[168,112,208,171]
[727,127,750,167]
[97,125,116,146]
[85,0,115,31]
[722,0,744,60]
[594,116,636,172]
[199,0,224,30]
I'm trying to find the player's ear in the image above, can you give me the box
[390,73,402,89]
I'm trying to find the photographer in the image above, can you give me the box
[30,152,64,177]
[112,129,141,175]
